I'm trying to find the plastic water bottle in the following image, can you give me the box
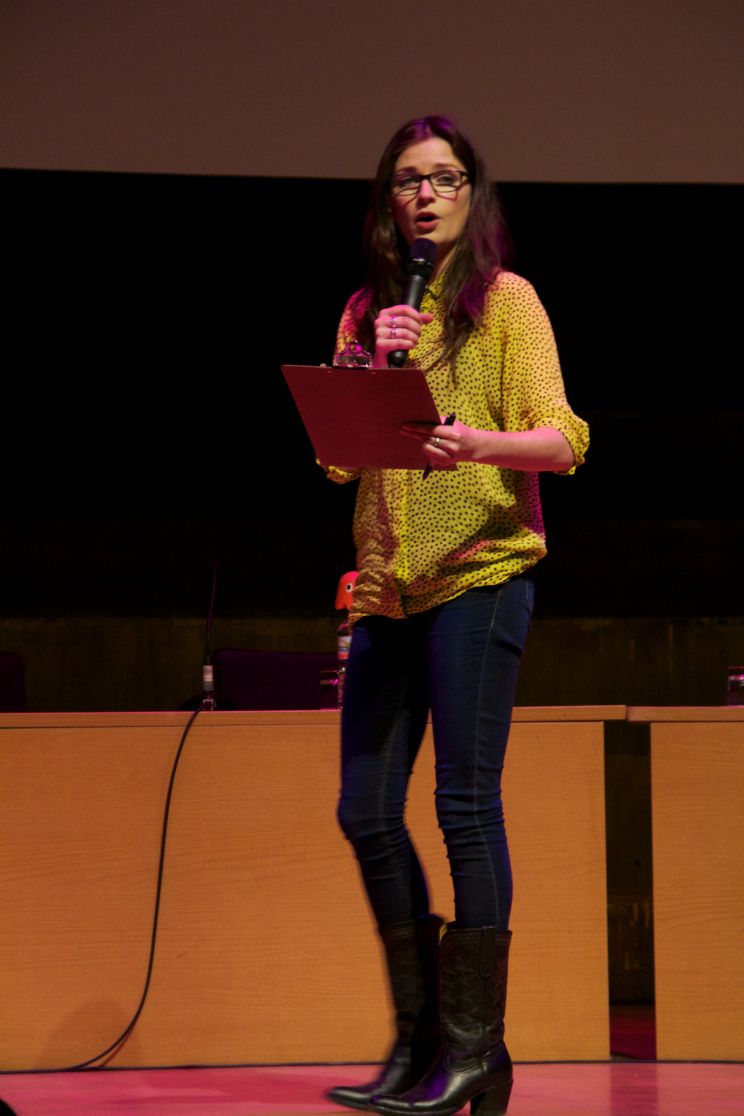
[201,663,216,710]
[337,617,352,708]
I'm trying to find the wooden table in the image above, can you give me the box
[0,708,618,1069]
[629,706,744,1060]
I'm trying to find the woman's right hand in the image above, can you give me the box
[372,305,434,367]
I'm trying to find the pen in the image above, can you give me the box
[422,412,456,480]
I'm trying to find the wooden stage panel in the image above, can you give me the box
[629,708,744,1061]
[0,710,613,1069]
[498,722,609,1061]
[0,722,180,1069]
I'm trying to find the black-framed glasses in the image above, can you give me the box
[390,170,470,198]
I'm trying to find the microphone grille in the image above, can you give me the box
[409,238,437,266]
[406,237,436,277]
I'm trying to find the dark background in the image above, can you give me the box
[2,167,741,1012]
[3,169,742,625]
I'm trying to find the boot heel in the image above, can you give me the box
[471,1079,512,1115]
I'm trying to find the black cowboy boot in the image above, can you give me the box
[371,925,513,1116]
[327,915,442,1111]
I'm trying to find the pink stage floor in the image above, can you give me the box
[1,1062,743,1116]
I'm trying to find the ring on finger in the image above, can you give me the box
[433,436,441,447]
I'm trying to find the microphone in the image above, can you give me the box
[388,238,436,367]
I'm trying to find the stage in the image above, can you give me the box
[1,1060,743,1115]
[1,709,742,1114]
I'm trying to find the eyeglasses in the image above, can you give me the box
[390,170,470,198]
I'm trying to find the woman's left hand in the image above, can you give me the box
[400,421,577,472]
[400,418,481,468]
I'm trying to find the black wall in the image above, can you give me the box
[3,169,742,623]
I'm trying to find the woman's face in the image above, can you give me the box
[389,136,471,276]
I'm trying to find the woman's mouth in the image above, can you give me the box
[415,212,439,232]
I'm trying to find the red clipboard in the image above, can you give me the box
[281,364,441,470]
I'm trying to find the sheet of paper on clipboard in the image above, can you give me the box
[281,364,441,470]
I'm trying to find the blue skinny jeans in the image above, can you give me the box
[337,575,534,931]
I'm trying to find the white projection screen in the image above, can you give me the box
[1,0,742,183]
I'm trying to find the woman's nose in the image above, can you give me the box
[417,177,436,201]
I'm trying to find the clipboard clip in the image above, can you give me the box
[334,341,373,369]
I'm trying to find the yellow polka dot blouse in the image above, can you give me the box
[327,270,590,624]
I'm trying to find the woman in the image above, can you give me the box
[325,116,589,1116]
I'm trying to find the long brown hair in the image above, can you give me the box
[350,115,508,365]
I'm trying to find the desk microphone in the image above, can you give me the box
[388,238,436,367]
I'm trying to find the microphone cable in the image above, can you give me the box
[1,566,223,1075]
